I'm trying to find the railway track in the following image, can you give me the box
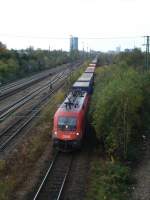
[33,152,73,200]
[0,64,69,101]
[0,61,82,100]
[0,71,67,121]
[0,71,69,152]
[0,69,53,101]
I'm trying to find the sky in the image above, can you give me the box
[0,0,150,51]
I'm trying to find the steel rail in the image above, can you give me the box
[56,160,71,200]
[0,71,68,121]
[33,153,72,200]
[0,73,68,151]
[0,61,80,100]
[0,72,48,93]
[0,71,62,113]
[0,64,70,100]
[33,152,59,200]
[0,71,53,100]
[0,112,38,151]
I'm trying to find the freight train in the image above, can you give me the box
[52,59,97,151]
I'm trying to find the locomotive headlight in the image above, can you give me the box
[76,132,80,136]
[54,131,57,135]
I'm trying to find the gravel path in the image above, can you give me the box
[132,135,150,200]
[61,149,90,200]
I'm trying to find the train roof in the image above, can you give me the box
[72,81,90,88]
[91,61,97,64]
[91,57,98,64]
[89,63,96,67]
[77,73,93,82]
[72,80,93,94]
[58,91,87,113]
[85,67,95,73]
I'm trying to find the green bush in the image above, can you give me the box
[87,160,131,200]
[0,42,86,84]
[89,65,145,159]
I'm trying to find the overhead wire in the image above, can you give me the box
[0,33,143,40]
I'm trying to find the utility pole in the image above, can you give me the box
[144,36,150,70]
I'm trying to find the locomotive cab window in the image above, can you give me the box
[58,116,77,131]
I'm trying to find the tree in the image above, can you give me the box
[0,42,7,52]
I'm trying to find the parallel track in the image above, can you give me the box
[0,71,67,121]
[33,152,72,200]
[0,61,81,100]
[0,69,53,100]
[0,64,70,101]
[0,72,68,151]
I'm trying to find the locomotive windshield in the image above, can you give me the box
[58,116,77,131]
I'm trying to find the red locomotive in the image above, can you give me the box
[52,59,97,151]
[52,91,89,150]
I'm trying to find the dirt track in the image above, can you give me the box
[132,135,150,200]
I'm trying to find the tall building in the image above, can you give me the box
[116,46,121,53]
[70,36,78,51]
